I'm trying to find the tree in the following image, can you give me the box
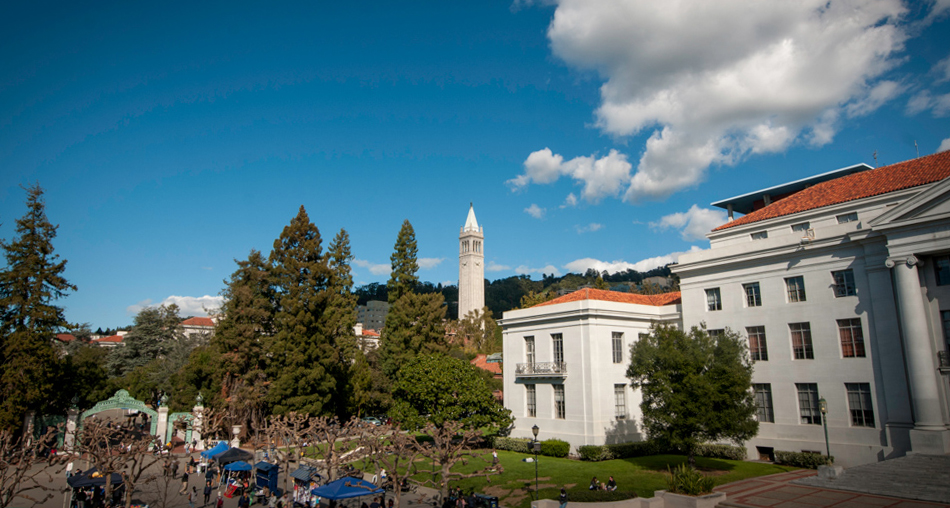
[358,423,422,508]
[626,324,758,466]
[414,421,501,501]
[517,290,554,309]
[106,304,185,379]
[390,354,512,432]
[267,206,336,415]
[0,184,76,429]
[304,416,361,481]
[452,307,498,354]
[74,419,165,508]
[0,426,65,508]
[387,220,418,304]
[325,229,360,418]
[378,292,447,379]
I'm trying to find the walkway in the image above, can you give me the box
[714,466,950,508]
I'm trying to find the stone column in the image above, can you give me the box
[64,407,79,452]
[192,405,204,451]
[156,406,169,446]
[22,411,35,447]
[887,256,945,429]
[231,425,242,448]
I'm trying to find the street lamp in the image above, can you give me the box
[532,425,540,500]
[818,397,830,459]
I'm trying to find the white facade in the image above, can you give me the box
[459,204,485,319]
[500,290,681,450]
[673,151,950,466]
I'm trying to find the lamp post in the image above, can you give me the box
[532,425,540,500]
[818,397,830,459]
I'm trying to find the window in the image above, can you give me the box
[526,384,536,417]
[525,337,535,364]
[846,383,874,427]
[790,323,814,360]
[832,269,856,297]
[785,276,806,303]
[838,319,866,358]
[708,329,725,338]
[614,384,627,420]
[706,288,722,311]
[746,326,769,361]
[554,385,565,419]
[942,310,950,351]
[791,222,810,232]
[743,283,762,307]
[836,212,858,224]
[935,256,950,286]
[611,332,623,364]
[753,384,774,423]
[751,231,768,240]
[552,333,564,364]
[796,383,822,425]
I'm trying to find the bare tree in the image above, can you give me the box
[263,413,312,495]
[305,417,362,482]
[0,427,65,508]
[414,421,501,501]
[75,420,165,508]
[358,424,421,508]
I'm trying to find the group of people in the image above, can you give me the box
[588,476,617,491]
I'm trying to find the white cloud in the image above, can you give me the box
[525,204,546,218]
[418,257,444,270]
[510,149,633,203]
[575,223,604,233]
[650,205,728,241]
[515,264,561,276]
[939,138,950,153]
[535,0,909,201]
[486,261,511,272]
[126,295,223,317]
[935,55,950,83]
[354,259,392,276]
[564,246,704,274]
[906,90,950,117]
[560,193,578,208]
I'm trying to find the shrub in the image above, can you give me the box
[540,438,570,458]
[490,436,531,453]
[606,441,662,458]
[774,451,833,469]
[693,443,747,460]
[552,490,638,503]
[666,463,715,496]
[577,445,613,462]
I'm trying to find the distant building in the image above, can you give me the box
[641,276,670,289]
[358,300,390,331]
[92,331,127,348]
[459,204,485,319]
[354,322,381,352]
[181,316,215,338]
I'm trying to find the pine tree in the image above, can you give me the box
[105,304,184,378]
[267,206,336,415]
[378,292,447,379]
[0,184,76,430]
[325,229,358,418]
[387,220,419,304]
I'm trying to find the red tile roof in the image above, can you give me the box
[181,317,214,327]
[55,333,76,342]
[94,335,124,343]
[361,329,380,337]
[715,150,950,231]
[471,354,502,375]
[533,288,681,308]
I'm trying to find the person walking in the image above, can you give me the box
[204,481,213,506]
[188,487,197,508]
[215,493,224,508]
[180,471,190,494]
[559,489,568,508]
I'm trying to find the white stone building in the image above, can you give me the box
[500,289,681,449]
[459,204,485,319]
[673,150,950,466]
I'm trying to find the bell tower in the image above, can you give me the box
[459,203,485,319]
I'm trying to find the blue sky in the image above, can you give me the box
[2,0,949,329]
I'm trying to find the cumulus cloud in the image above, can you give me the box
[525,204,546,218]
[515,264,561,276]
[354,259,392,276]
[126,295,223,317]
[650,205,728,241]
[510,149,633,203]
[563,246,704,274]
[535,0,910,201]
[418,257,444,270]
[486,261,511,272]
[561,193,578,208]
[575,223,604,233]
[939,138,950,153]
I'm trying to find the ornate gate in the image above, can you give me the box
[80,389,159,435]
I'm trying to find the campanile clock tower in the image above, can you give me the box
[459,203,485,319]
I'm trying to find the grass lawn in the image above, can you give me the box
[434,451,796,508]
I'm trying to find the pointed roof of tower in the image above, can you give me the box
[463,203,480,232]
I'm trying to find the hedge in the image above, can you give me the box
[774,451,833,468]
[491,437,570,457]
[540,439,571,458]
[576,441,746,462]
[549,491,638,503]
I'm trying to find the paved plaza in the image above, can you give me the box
[792,454,950,504]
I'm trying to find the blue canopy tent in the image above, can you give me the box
[311,477,383,500]
[255,461,280,492]
[67,467,123,488]
[201,441,228,459]
[224,461,253,472]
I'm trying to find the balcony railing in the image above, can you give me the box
[939,351,950,373]
[516,361,567,377]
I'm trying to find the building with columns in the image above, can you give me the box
[673,150,950,466]
[459,203,485,319]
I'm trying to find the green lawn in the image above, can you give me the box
[425,451,796,508]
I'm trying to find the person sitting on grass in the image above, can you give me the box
[589,477,598,490]
[606,476,617,491]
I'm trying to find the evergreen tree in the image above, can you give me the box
[106,304,184,378]
[325,229,359,418]
[0,184,76,430]
[378,292,447,379]
[266,206,336,415]
[387,220,418,304]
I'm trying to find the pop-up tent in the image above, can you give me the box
[201,441,228,459]
[255,461,279,492]
[213,447,254,465]
[310,477,383,500]
[67,468,124,488]
[224,460,253,472]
